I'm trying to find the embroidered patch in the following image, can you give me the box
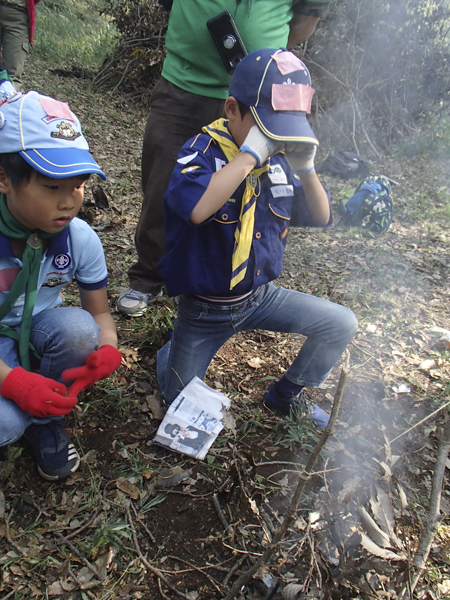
[43,277,65,288]
[280,226,289,241]
[177,151,198,165]
[51,122,81,141]
[271,185,294,198]
[181,165,201,174]
[268,164,287,185]
[215,158,226,171]
[53,254,71,269]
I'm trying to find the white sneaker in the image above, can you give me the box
[116,287,163,316]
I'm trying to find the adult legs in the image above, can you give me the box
[127,78,225,294]
[0,4,29,90]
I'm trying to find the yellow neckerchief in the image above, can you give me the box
[202,119,269,289]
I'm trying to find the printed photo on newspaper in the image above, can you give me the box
[153,376,231,460]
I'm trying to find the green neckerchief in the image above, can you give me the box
[0,70,13,83]
[0,194,65,370]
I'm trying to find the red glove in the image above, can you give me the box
[62,345,122,396]
[1,367,78,418]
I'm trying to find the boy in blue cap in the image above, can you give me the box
[0,78,122,480]
[157,49,358,426]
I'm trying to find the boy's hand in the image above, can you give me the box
[285,143,317,173]
[240,125,285,166]
[62,345,122,396]
[0,367,78,417]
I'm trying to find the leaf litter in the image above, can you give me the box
[0,55,449,599]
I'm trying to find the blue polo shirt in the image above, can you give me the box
[0,217,108,326]
[159,131,332,298]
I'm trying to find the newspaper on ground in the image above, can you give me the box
[153,376,231,460]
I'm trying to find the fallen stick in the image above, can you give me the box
[400,415,450,598]
[125,504,192,600]
[370,399,450,459]
[222,350,350,600]
[54,531,101,580]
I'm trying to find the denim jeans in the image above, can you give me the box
[0,307,100,446]
[157,283,358,404]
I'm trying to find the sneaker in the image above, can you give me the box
[116,288,163,316]
[264,383,329,428]
[24,422,80,481]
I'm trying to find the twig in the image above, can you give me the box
[222,351,350,600]
[54,531,101,579]
[384,175,400,186]
[5,511,27,558]
[66,509,101,540]
[125,505,191,600]
[351,91,382,159]
[260,505,277,535]
[400,415,450,597]
[371,399,450,458]
[167,556,225,594]
[213,493,233,536]
[222,555,248,587]
[68,568,98,598]
[221,541,262,557]
[158,578,171,600]
[131,502,156,543]
[0,587,26,600]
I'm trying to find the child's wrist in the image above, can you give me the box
[296,165,315,175]
[239,145,260,165]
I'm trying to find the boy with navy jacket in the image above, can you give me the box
[0,78,122,480]
[157,49,357,424]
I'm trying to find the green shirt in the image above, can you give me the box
[162,0,296,99]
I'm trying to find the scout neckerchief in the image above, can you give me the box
[0,194,65,370]
[202,119,269,290]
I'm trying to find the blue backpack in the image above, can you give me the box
[338,175,393,233]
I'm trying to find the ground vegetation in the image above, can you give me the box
[1,2,450,598]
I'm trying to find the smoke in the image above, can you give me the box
[301,0,450,156]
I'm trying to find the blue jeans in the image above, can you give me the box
[157,283,358,404]
[0,307,100,446]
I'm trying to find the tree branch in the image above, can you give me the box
[222,351,350,600]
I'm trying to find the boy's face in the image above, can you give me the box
[2,170,86,233]
[225,97,257,147]
[232,111,257,147]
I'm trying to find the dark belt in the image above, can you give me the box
[189,286,261,309]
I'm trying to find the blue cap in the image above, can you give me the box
[229,48,318,145]
[0,87,106,180]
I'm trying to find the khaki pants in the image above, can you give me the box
[0,3,30,90]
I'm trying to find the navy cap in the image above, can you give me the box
[229,48,318,145]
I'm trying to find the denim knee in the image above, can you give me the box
[32,307,100,380]
[0,397,30,446]
[341,309,358,344]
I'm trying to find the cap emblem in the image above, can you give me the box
[51,122,82,141]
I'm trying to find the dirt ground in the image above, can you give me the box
[0,57,450,600]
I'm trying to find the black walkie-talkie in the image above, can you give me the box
[207,11,248,74]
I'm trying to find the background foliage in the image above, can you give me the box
[33,0,450,156]
[306,0,450,157]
